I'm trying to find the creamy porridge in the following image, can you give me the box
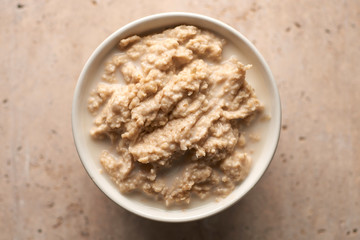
[88,25,263,206]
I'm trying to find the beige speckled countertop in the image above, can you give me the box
[1,0,359,239]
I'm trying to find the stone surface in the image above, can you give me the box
[1,0,359,239]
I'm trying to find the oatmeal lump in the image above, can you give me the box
[88,25,263,205]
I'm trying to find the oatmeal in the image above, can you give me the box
[88,25,263,205]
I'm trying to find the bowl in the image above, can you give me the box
[72,12,281,222]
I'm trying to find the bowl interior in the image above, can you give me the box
[72,12,281,222]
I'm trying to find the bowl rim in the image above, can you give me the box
[72,12,281,222]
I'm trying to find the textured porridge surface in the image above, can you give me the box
[88,25,262,205]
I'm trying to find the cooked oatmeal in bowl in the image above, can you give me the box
[72,13,281,222]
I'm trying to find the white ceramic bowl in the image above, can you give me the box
[72,12,281,222]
